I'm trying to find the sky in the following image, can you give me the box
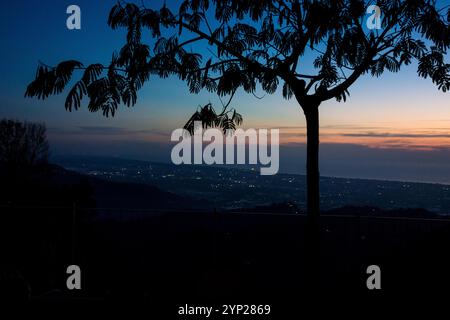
[1,0,450,183]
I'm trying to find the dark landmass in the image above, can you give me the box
[0,163,209,212]
[2,156,450,308]
[237,202,443,219]
[2,206,450,307]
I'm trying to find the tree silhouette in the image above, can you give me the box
[25,0,450,232]
[0,119,49,168]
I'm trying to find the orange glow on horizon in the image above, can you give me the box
[278,126,450,150]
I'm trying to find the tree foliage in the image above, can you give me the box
[25,0,450,121]
[0,119,49,167]
[183,102,243,134]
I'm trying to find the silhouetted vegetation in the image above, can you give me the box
[0,119,48,170]
[0,120,92,300]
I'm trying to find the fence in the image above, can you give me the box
[2,204,450,299]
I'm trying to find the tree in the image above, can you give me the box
[25,0,449,234]
[0,119,49,168]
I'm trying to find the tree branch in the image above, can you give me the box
[179,21,275,76]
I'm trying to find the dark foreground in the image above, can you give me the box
[1,207,450,315]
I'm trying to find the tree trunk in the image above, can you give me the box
[304,103,320,292]
[305,104,320,222]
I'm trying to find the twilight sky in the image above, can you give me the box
[1,0,450,183]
